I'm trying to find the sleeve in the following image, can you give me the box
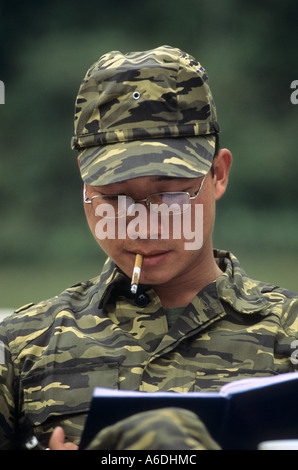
[0,321,18,449]
[85,407,221,450]
[277,292,298,369]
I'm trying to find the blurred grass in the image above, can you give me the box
[0,261,105,310]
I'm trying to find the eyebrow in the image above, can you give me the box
[155,176,182,181]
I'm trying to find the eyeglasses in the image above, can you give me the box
[84,175,206,219]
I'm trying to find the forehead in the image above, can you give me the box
[88,175,200,193]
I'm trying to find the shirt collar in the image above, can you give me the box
[96,257,127,309]
[95,250,271,315]
[214,249,271,314]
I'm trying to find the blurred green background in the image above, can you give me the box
[0,0,297,310]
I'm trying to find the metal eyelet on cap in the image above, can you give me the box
[132,91,141,100]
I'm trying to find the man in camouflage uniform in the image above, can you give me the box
[1,46,298,450]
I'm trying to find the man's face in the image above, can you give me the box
[83,149,231,291]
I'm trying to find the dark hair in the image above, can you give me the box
[214,133,220,157]
[210,133,220,177]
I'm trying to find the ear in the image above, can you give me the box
[213,148,232,200]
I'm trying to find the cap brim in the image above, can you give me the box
[79,135,216,186]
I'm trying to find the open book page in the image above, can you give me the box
[93,387,218,398]
[93,371,298,399]
[219,371,298,396]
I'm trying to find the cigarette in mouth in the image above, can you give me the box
[131,254,143,294]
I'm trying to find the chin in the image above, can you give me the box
[141,273,175,287]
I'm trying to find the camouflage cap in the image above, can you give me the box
[71,45,220,186]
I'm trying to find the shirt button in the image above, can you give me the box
[134,292,150,307]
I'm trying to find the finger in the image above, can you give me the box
[49,426,66,449]
[48,426,78,450]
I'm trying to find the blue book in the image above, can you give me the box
[80,372,298,450]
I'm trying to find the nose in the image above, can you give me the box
[126,202,160,240]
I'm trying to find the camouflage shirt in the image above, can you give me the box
[1,249,298,449]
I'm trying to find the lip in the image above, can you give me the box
[128,250,171,267]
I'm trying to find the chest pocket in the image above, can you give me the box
[21,362,119,426]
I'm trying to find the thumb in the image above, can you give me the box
[49,426,78,450]
[49,426,66,449]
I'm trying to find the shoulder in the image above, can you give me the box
[254,279,298,333]
[256,278,298,304]
[1,275,101,350]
